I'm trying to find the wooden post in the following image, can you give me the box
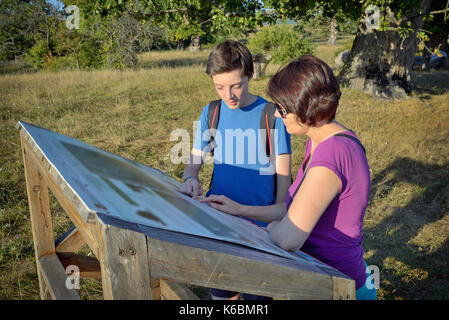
[160,280,199,300]
[21,139,80,299]
[96,217,154,299]
[22,141,55,299]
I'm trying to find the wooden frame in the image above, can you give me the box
[18,122,355,300]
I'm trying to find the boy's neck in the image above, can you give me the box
[236,93,258,109]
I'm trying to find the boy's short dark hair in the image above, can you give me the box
[206,40,254,77]
[267,55,341,126]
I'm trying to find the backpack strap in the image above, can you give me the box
[206,100,221,192]
[334,133,366,154]
[260,102,278,197]
[260,102,277,157]
[207,99,221,155]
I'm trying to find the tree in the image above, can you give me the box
[422,0,449,54]
[247,24,314,78]
[58,0,172,69]
[328,17,338,46]
[66,1,271,51]
[0,0,60,62]
[266,0,449,99]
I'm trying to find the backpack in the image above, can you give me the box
[207,99,277,157]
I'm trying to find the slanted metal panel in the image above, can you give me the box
[17,121,350,279]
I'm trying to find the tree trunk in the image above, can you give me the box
[338,28,416,99]
[328,17,338,46]
[177,40,186,50]
[339,1,431,100]
[189,35,201,52]
[252,53,272,79]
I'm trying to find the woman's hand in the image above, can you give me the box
[200,195,243,216]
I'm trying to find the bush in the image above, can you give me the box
[24,39,49,70]
[247,25,314,64]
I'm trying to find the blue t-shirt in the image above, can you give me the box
[193,96,291,227]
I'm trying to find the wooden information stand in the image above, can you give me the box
[18,122,355,300]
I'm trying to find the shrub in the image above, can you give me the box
[24,39,49,70]
[247,25,314,64]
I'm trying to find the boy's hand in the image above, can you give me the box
[179,176,203,197]
[199,195,242,216]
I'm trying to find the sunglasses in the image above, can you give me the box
[275,103,289,119]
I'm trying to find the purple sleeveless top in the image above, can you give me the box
[286,131,370,289]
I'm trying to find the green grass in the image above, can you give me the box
[1,39,448,300]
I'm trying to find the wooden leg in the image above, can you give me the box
[96,217,154,299]
[22,145,55,299]
[160,280,199,300]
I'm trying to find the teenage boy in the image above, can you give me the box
[179,40,291,300]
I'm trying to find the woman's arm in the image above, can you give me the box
[200,195,286,222]
[267,166,341,251]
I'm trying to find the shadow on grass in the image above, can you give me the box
[412,69,449,97]
[364,157,449,299]
[139,57,208,69]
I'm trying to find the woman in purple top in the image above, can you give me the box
[202,55,376,300]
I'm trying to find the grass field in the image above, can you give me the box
[1,37,448,300]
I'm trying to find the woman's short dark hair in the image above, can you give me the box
[206,40,254,78]
[267,55,341,126]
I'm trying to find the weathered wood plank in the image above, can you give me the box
[148,237,333,300]
[38,253,81,300]
[332,276,356,300]
[96,213,353,299]
[55,226,86,253]
[21,140,55,299]
[160,280,200,300]
[98,212,346,279]
[96,217,153,299]
[150,278,161,300]
[57,252,101,280]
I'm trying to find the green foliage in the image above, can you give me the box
[24,39,49,70]
[0,0,41,60]
[66,0,269,45]
[265,0,435,29]
[42,3,172,70]
[248,25,314,64]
